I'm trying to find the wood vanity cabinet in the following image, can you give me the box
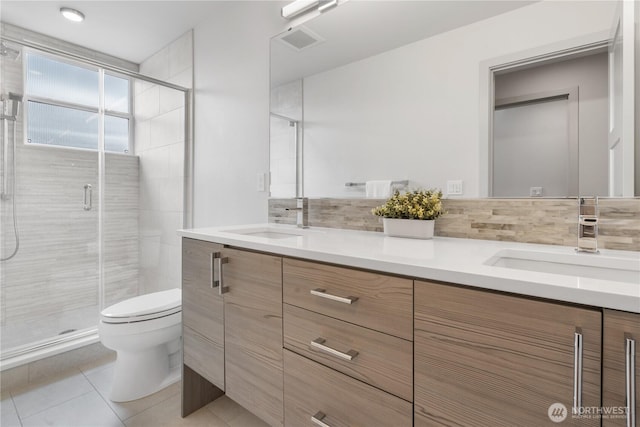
[182,238,225,391]
[181,239,284,425]
[603,309,639,427]
[222,248,284,427]
[414,280,602,427]
[182,236,636,427]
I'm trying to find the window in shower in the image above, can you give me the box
[24,51,132,153]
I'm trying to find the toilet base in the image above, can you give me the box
[109,346,181,402]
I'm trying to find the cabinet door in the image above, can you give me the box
[603,309,639,427]
[223,248,284,426]
[182,238,224,390]
[415,280,601,427]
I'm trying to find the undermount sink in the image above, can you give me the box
[486,249,640,284]
[222,227,305,239]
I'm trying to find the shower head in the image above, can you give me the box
[0,41,21,60]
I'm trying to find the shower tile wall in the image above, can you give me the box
[103,154,140,308]
[134,31,192,294]
[0,46,139,349]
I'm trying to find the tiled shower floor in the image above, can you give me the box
[1,358,268,427]
[1,305,99,352]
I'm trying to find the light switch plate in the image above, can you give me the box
[447,180,463,195]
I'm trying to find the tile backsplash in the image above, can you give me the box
[269,198,640,251]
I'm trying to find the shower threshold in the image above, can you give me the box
[0,328,100,371]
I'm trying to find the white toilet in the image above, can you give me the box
[99,288,182,402]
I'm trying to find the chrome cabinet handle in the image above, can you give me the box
[311,411,332,427]
[573,328,583,414]
[310,288,358,304]
[83,184,92,211]
[626,335,636,427]
[210,252,216,289]
[211,252,229,294]
[311,338,358,361]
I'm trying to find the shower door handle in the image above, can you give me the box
[83,184,92,211]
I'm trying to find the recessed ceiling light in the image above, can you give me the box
[60,7,85,22]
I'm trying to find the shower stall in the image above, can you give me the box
[0,34,191,368]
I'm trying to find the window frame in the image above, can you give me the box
[23,48,134,155]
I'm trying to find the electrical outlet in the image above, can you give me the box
[447,180,463,195]
[530,187,543,197]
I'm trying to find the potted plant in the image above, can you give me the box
[371,189,444,239]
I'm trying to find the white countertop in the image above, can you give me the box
[178,224,640,313]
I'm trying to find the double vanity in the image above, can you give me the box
[178,224,639,426]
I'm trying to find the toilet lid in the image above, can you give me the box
[101,288,181,323]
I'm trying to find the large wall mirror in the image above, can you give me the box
[270,0,638,199]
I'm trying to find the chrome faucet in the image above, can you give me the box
[576,196,598,253]
[285,197,309,228]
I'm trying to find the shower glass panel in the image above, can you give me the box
[270,114,298,198]
[0,41,189,366]
[1,45,100,355]
[128,83,186,297]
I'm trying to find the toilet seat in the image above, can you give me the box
[101,289,181,324]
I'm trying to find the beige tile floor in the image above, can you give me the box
[1,359,269,427]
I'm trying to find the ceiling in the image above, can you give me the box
[1,0,534,66]
[0,1,281,64]
[272,0,536,86]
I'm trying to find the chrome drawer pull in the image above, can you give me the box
[626,335,636,427]
[311,411,332,427]
[311,338,358,361]
[573,328,583,415]
[310,288,358,304]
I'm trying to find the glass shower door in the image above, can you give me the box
[1,47,100,358]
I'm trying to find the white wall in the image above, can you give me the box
[302,0,616,198]
[193,1,285,227]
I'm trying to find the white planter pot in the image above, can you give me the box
[382,218,435,239]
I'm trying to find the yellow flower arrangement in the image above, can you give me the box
[371,189,444,220]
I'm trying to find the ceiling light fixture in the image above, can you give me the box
[60,7,85,22]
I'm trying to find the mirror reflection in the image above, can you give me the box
[270,0,637,199]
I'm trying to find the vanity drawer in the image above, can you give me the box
[283,258,413,340]
[284,350,411,427]
[284,304,412,402]
[183,326,224,391]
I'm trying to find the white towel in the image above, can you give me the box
[366,180,393,198]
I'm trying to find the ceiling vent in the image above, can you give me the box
[277,27,324,51]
